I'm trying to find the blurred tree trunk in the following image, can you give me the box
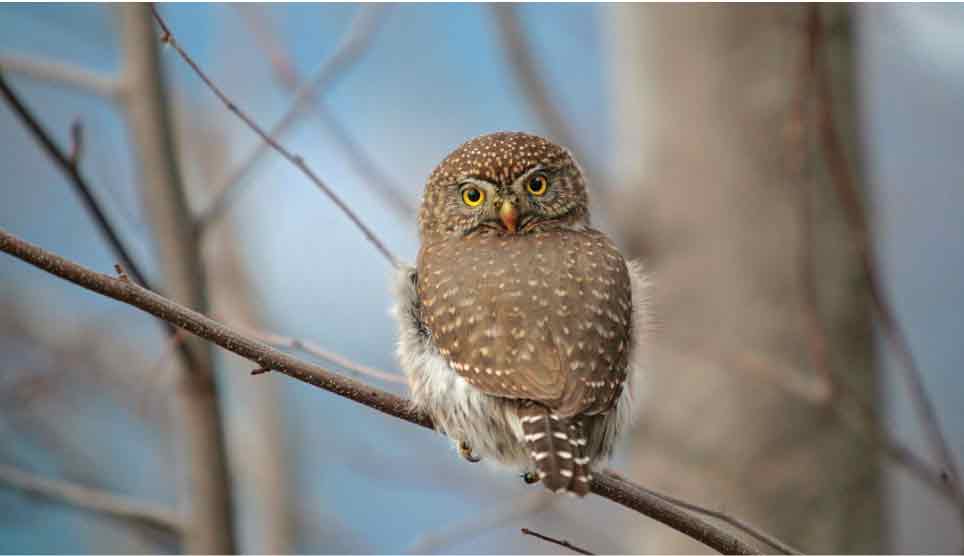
[191,121,296,552]
[207,216,295,554]
[117,5,236,553]
[607,5,882,553]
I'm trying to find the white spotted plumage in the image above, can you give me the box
[394,131,650,496]
[391,258,648,487]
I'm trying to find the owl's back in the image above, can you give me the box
[416,228,633,417]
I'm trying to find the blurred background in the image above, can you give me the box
[1,3,962,554]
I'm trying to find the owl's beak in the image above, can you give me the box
[499,200,519,233]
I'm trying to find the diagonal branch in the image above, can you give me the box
[0,70,196,370]
[0,53,121,99]
[117,5,236,552]
[0,228,764,555]
[234,5,415,222]
[812,8,964,512]
[0,462,180,532]
[638,482,802,555]
[521,527,594,555]
[192,6,399,239]
[489,5,603,190]
[231,322,407,385]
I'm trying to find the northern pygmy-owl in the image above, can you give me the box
[393,131,647,496]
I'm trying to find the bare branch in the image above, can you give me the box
[489,5,603,189]
[812,7,964,514]
[637,483,802,555]
[0,70,196,369]
[187,6,401,265]
[668,339,954,508]
[0,462,180,532]
[118,6,237,552]
[234,4,416,222]
[0,53,120,99]
[521,527,594,555]
[233,322,406,385]
[68,118,84,167]
[0,228,765,555]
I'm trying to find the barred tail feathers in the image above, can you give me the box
[518,403,591,496]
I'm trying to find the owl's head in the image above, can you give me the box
[418,131,589,242]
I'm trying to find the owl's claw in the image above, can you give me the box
[521,471,539,485]
[459,441,481,463]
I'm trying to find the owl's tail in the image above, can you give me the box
[518,403,591,496]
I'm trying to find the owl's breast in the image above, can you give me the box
[416,229,633,415]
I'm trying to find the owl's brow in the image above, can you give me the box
[513,164,549,184]
[453,165,552,191]
[455,177,497,190]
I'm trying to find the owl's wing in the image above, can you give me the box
[416,229,634,417]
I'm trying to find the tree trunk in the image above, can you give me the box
[117,5,236,553]
[606,5,882,552]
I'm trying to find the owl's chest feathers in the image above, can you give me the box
[415,229,634,413]
[394,251,646,469]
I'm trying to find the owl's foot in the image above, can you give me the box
[459,441,481,463]
[520,471,539,485]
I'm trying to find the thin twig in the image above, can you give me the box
[234,5,415,221]
[68,119,84,167]
[638,483,802,555]
[0,228,764,555]
[812,7,964,512]
[119,6,236,552]
[233,322,406,385]
[774,8,964,522]
[197,4,386,228]
[186,6,400,265]
[0,462,180,532]
[489,5,603,190]
[667,337,953,506]
[521,527,594,555]
[0,53,120,99]
[0,70,196,370]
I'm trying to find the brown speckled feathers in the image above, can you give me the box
[416,228,632,418]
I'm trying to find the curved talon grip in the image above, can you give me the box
[459,441,482,463]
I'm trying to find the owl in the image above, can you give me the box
[393,131,647,496]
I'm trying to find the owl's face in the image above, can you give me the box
[418,132,589,243]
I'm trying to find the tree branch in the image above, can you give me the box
[0,462,180,532]
[0,228,764,555]
[489,5,603,190]
[0,53,120,99]
[234,4,415,222]
[117,5,236,552]
[521,527,594,555]
[637,482,802,555]
[231,322,406,385]
[0,70,196,370]
[184,5,400,262]
[812,7,964,516]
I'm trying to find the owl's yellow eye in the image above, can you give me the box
[462,187,485,207]
[527,174,549,196]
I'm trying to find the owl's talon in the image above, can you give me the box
[459,441,481,463]
[521,471,539,485]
